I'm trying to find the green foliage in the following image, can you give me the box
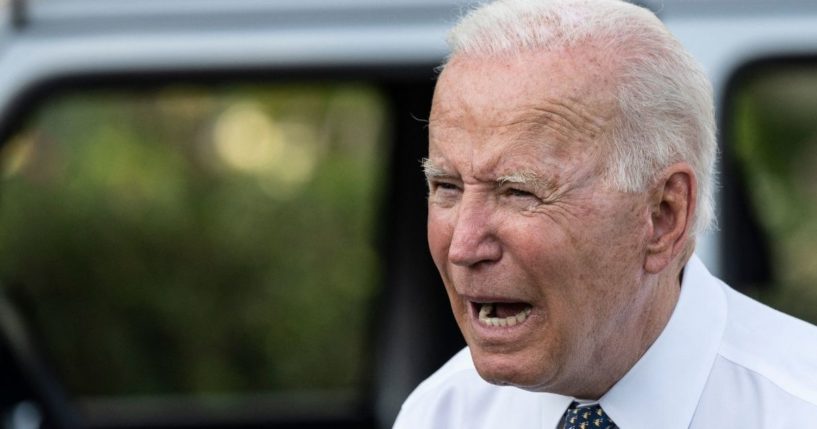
[0,83,387,397]
[732,67,817,324]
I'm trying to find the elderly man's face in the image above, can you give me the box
[426,49,658,395]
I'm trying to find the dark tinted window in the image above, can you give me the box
[725,62,817,324]
[0,82,387,416]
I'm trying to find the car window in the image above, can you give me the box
[0,81,388,421]
[725,61,817,324]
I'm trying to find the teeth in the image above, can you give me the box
[478,304,532,327]
[479,303,493,320]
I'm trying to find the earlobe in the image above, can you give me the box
[644,165,696,273]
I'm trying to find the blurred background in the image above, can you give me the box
[728,63,817,323]
[3,83,387,398]
[0,0,816,428]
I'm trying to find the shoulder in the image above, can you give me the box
[717,281,817,406]
[400,348,477,405]
[392,348,547,429]
[392,348,480,428]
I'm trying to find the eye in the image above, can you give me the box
[501,186,544,208]
[428,180,461,195]
[503,187,538,199]
[506,188,534,198]
[436,182,458,190]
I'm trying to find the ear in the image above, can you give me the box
[644,163,696,274]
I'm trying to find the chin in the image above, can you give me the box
[469,346,553,391]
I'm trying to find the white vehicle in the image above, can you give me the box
[0,1,815,428]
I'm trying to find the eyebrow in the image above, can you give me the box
[498,171,557,194]
[421,158,451,180]
[422,158,553,191]
[497,171,539,186]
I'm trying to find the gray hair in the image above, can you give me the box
[446,0,717,235]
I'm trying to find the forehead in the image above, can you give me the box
[429,48,617,173]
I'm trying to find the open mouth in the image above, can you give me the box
[475,302,532,327]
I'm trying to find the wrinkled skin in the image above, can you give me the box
[426,47,688,399]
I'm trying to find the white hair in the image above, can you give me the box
[446,0,717,235]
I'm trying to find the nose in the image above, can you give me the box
[447,193,502,267]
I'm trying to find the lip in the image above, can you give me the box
[462,293,524,303]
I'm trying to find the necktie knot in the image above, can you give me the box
[562,402,618,429]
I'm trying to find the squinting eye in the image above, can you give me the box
[428,181,461,195]
[506,188,534,198]
[437,182,459,191]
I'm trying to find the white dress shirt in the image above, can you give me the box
[393,255,817,428]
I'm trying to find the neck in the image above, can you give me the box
[573,265,684,400]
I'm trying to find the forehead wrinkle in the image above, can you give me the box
[429,122,567,180]
[497,170,538,184]
[504,100,610,146]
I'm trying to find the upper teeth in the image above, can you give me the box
[478,303,532,327]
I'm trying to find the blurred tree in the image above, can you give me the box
[0,83,388,398]
[732,66,817,324]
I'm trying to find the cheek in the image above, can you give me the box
[503,214,616,311]
[499,216,571,280]
[427,208,453,268]
[570,215,650,318]
[427,211,468,323]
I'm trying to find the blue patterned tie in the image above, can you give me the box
[562,402,618,429]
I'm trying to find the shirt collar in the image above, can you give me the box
[538,255,728,428]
